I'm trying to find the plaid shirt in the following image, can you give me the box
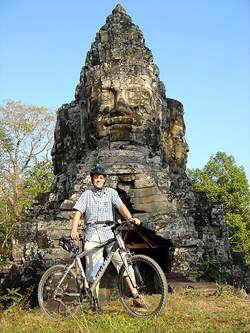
[73,187,123,242]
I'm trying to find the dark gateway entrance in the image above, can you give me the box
[101,224,173,290]
[120,225,173,274]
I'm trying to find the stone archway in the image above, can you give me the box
[120,225,173,274]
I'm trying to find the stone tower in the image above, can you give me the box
[12,4,232,281]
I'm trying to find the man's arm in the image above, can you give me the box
[71,210,82,240]
[118,204,140,225]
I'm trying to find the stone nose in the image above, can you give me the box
[115,90,125,104]
[110,102,132,117]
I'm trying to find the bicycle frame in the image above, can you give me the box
[56,232,137,300]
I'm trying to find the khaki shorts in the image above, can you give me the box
[84,232,124,282]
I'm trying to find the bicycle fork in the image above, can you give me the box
[116,233,138,290]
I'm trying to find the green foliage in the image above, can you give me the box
[187,152,250,260]
[0,99,55,263]
[1,287,22,303]
[20,159,54,208]
[1,287,23,313]
[0,285,35,313]
[200,261,221,282]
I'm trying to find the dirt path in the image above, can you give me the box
[166,274,219,294]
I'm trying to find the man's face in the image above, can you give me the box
[84,63,162,147]
[92,174,106,189]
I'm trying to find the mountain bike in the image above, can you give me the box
[37,220,168,319]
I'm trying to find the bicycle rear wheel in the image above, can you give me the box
[117,254,168,318]
[38,265,81,320]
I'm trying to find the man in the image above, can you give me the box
[71,165,142,312]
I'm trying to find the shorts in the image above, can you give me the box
[84,232,124,282]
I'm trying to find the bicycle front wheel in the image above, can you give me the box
[38,265,81,320]
[117,254,168,318]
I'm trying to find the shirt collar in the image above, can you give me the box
[92,187,106,195]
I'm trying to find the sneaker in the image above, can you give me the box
[133,295,150,308]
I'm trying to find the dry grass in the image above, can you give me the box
[0,287,250,332]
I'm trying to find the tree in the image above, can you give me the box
[20,158,55,209]
[0,99,56,262]
[187,152,250,261]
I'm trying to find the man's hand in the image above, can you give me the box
[118,204,141,226]
[129,217,141,225]
[71,231,80,240]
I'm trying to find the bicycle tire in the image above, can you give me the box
[117,254,168,318]
[38,265,81,320]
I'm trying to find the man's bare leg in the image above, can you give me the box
[124,275,149,307]
[88,281,103,313]
[89,281,100,298]
[124,276,138,296]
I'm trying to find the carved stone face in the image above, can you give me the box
[168,129,189,173]
[163,102,189,173]
[83,63,162,148]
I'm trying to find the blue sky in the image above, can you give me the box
[1,0,250,182]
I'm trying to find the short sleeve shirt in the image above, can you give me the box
[73,187,123,242]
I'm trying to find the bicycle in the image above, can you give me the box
[37,220,168,319]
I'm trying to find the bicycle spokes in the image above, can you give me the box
[38,265,82,320]
[117,254,168,318]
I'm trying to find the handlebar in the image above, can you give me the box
[61,220,140,243]
[94,219,141,228]
[60,220,141,253]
